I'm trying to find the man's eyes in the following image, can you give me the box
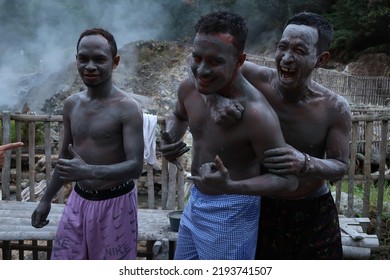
[295,48,307,55]
[192,56,201,64]
[77,56,107,63]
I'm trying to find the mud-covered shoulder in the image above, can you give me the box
[241,61,275,84]
[62,90,85,113]
[243,91,280,129]
[313,81,351,116]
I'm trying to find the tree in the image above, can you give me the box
[326,0,390,62]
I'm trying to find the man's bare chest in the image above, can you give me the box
[70,109,121,142]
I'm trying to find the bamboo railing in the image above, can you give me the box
[0,112,187,211]
[336,109,390,238]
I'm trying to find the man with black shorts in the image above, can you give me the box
[31,28,144,260]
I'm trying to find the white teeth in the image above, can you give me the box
[281,66,294,72]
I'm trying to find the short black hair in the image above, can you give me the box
[194,10,248,53]
[284,12,333,54]
[76,28,118,58]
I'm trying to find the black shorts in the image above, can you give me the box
[256,191,343,259]
[74,181,135,201]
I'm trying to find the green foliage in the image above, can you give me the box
[326,0,390,62]
[0,120,17,143]
[0,0,387,65]
[0,120,44,146]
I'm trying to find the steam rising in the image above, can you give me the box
[0,0,275,112]
[0,0,173,111]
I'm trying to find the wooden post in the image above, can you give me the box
[161,158,168,209]
[166,162,177,210]
[44,122,52,183]
[57,121,64,203]
[177,156,185,209]
[28,121,36,202]
[15,120,22,201]
[376,120,388,238]
[1,112,11,200]
[363,121,373,217]
[147,163,155,209]
[348,121,359,217]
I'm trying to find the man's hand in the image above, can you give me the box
[214,102,244,127]
[160,131,190,171]
[31,200,51,228]
[188,155,232,194]
[57,144,90,181]
[0,142,24,168]
[263,146,306,174]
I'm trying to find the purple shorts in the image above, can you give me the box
[51,182,138,260]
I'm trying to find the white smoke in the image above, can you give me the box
[0,0,171,111]
[0,0,275,112]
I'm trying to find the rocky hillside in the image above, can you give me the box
[21,40,389,117]
[33,40,192,118]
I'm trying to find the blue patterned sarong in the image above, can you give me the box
[174,186,260,260]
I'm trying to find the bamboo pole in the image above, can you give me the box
[1,112,11,200]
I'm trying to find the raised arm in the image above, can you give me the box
[160,77,192,164]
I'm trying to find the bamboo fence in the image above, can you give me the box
[0,112,186,210]
[247,54,390,106]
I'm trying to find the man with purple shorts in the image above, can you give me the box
[31,28,144,260]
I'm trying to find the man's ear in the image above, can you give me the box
[236,52,247,68]
[113,55,120,69]
[316,51,330,67]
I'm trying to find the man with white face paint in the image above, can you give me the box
[195,12,352,259]
[161,10,298,260]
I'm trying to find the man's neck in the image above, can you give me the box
[87,81,115,99]
[275,78,313,103]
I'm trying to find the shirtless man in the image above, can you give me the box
[31,28,144,260]
[0,142,24,168]
[193,12,351,259]
[161,10,297,260]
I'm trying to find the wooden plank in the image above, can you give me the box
[341,235,379,248]
[0,201,178,242]
[343,246,371,259]
[340,224,364,240]
[339,217,370,224]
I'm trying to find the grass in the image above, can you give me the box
[330,180,390,206]
[330,180,390,259]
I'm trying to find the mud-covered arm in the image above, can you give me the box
[160,78,191,164]
[263,100,351,182]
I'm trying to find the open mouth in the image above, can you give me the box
[280,66,296,80]
[197,76,214,88]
